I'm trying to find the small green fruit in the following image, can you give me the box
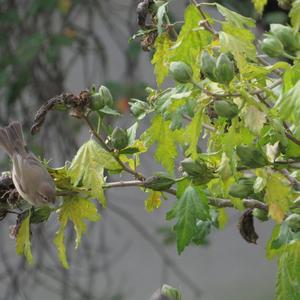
[214,100,238,119]
[253,208,269,222]
[286,213,300,232]
[144,174,175,191]
[98,85,114,108]
[169,61,193,83]
[215,53,235,84]
[270,24,300,52]
[161,284,182,300]
[261,36,284,58]
[200,50,218,82]
[111,127,129,150]
[236,145,269,168]
[89,92,106,111]
[228,182,254,198]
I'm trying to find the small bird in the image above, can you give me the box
[0,121,56,207]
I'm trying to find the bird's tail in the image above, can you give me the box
[0,121,27,158]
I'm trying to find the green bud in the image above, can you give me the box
[270,24,300,52]
[200,50,218,82]
[181,157,203,177]
[161,285,182,300]
[111,127,129,150]
[169,61,193,83]
[144,174,175,191]
[277,0,293,10]
[286,213,300,232]
[89,92,106,111]
[214,100,238,119]
[253,208,269,222]
[261,36,284,58]
[89,85,114,111]
[181,157,215,185]
[130,99,148,117]
[228,182,254,198]
[236,145,269,168]
[215,53,235,84]
[98,85,114,107]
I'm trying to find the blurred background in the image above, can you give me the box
[0,0,290,299]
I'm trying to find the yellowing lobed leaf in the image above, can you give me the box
[142,115,184,174]
[264,173,292,223]
[16,212,34,265]
[54,197,100,268]
[251,0,268,15]
[152,33,171,86]
[276,241,300,300]
[68,140,120,206]
[170,4,212,79]
[144,191,162,212]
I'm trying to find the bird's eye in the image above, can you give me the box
[38,193,48,202]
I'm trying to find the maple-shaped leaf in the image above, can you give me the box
[16,212,34,264]
[68,139,120,206]
[170,4,212,79]
[264,172,292,223]
[152,33,171,86]
[54,197,100,268]
[142,115,184,174]
[166,185,210,254]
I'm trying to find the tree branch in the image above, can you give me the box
[103,180,268,211]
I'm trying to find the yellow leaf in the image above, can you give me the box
[144,191,162,212]
[151,33,171,86]
[16,212,34,265]
[268,203,285,224]
[264,172,292,223]
[54,197,100,268]
[58,0,71,14]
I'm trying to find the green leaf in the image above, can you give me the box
[184,110,202,159]
[142,115,184,174]
[251,0,268,15]
[170,4,212,79]
[264,172,292,223]
[215,3,255,28]
[167,185,210,254]
[68,140,120,206]
[278,80,300,138]
[276,241,300,300]
[289,0,300,32]
[16,212,34,264]
[156,2,168,34]
[54,197,100,268]
[151,33,172,86]
[99,106,120,116]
